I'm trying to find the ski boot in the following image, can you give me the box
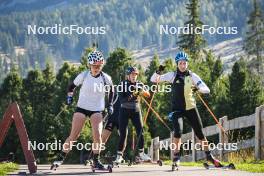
[172,153,180,171]
[205,151,223,167]
[50,152,66,170]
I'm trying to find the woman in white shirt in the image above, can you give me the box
[51,50,113,170]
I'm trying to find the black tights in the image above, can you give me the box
[118,108,144,152]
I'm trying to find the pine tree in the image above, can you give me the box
[244,0,264,75]
[228,59,248,118]
[177,0,206,60]
[0,68,23,161]
[103,48,133,84]
[211,58,223,84]
[145,53,160,84]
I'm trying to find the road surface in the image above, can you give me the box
[9,164,263,176]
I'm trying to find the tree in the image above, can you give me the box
[145,53,160,84]
[211,58,223,84]
[177,0,206,60]
[228,59,248,118]
[244,0,264,75]
[0,68,23,160]
[103,48,133,84]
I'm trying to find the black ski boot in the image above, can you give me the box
[172,152,180,171]
[93,154,105,170]
[50,152,66,170]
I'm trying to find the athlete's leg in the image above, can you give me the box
[117,108,129,154]
[63,112,86,153]
[130,111,144,152]
[90,112,105,169]
[90,112,104,155]
[172,111,183,155]
[102,129,112,144]
[185,108,222,167]
[52,112,86,164]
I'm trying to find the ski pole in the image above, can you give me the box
[196,93,226,134]
[141,96,171,132]
[143,75,160,124]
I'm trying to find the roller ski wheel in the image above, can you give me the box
[111,161,120,168]
[127,160,133,166]
[203,162,235,170]
[91,164,113,173]
[172,163,179,171]
[157,160,163,166]
[172,160,180,171]
[50,161,62,171]
[84,159,93,166]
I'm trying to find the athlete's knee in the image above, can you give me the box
[173,129,181,138]
[173,121,182,138]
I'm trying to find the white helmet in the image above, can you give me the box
[87,50,104,65]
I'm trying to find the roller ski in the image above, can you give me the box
[171,153,180,171]
[203,151,235,169]
[91,160,113,173]
[203,162,235,170]
[112,153,125,168]
[83,150,93,166]
[128,152,162,166]
[50,152,66,171]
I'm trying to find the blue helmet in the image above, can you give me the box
[175,51,189,63]
[126,66,139,75]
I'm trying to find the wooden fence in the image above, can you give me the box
[149,105,264,162]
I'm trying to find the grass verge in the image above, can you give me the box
[163,160,264,173]
[0,163,19,176]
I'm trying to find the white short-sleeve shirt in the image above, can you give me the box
[73,71,113,111]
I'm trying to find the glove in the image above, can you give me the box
[156,65,165,74]
[132,90,141,97]
[191,86,199,93]
[66,95,73,105]
[107,105,114,115]
[168,112,174,122]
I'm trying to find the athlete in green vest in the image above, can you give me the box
[150,51,223,168]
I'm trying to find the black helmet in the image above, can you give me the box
[126,66,139,75]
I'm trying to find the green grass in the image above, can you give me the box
[163,160,264,173]
[235,160,264,173]
[0,163,19,176]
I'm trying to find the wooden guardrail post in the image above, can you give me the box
[170,132,174,160]
[191,129,196,162]
[219,116,228,161]
[255,105,264,160]
[154,136,160,162]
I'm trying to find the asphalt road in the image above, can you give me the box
[9,164,264,176]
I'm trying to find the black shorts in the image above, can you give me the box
[75,107,102,117]
[172,108,205,140]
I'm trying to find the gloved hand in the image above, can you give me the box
[191,86,199,93]
[168,112,174,122]
[107,105,114,115]
[66,95,73,105]
[132,90,141,97]
[156,65,165,74]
